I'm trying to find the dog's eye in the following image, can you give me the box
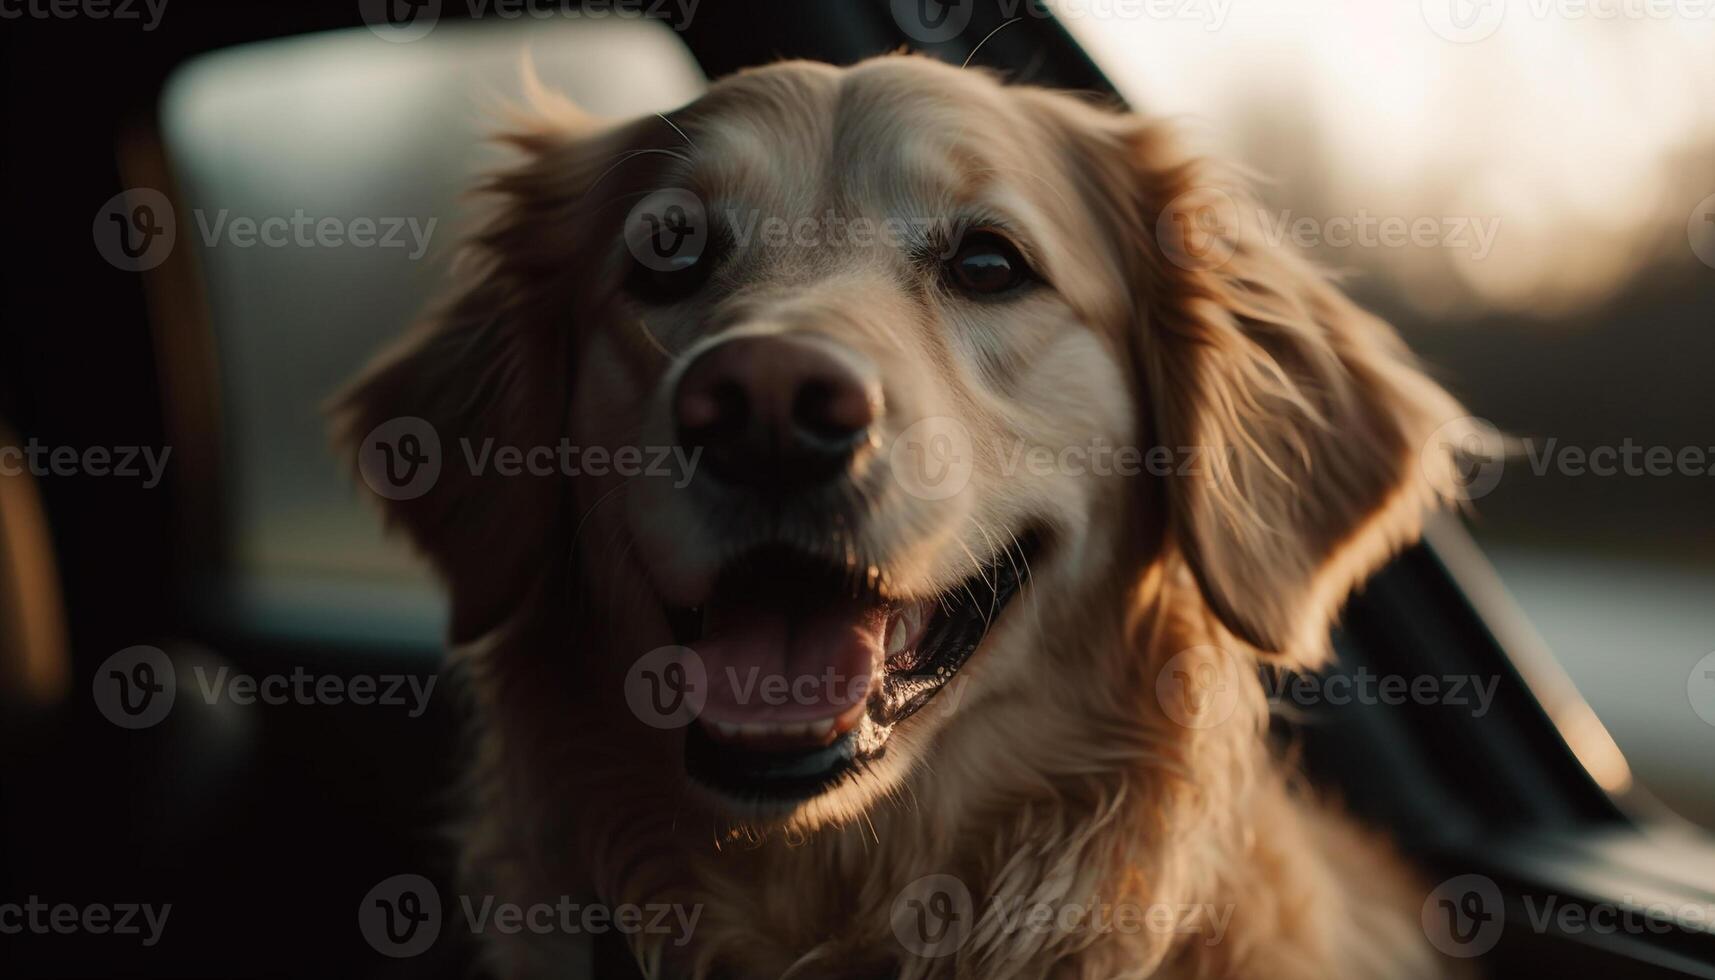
[945,231,1033,296]
[622,192,717,303]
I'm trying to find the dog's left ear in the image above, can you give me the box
[1095,117,1478,667]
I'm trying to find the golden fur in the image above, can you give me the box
[337,55,1476,979]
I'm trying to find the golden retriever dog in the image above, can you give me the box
[338,54,1477,979]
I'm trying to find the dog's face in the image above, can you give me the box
[340,57,1469,832]
[575,59,1141,819]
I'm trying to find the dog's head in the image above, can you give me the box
[337,56,1471,829]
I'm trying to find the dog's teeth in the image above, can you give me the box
[709,718,843,741]
[887,601,926,657]
[886,605,913,656]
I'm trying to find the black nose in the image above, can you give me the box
[674,335,881,491]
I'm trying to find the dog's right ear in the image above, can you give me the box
[1105,119,1478,668]
[331,92,656,644]
[1034,95,1482,669]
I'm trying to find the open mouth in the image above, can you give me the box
[668,530,1041,804]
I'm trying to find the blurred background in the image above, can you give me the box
[1062,0,1715,828]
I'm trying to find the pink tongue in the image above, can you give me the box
[694,597,884,724]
